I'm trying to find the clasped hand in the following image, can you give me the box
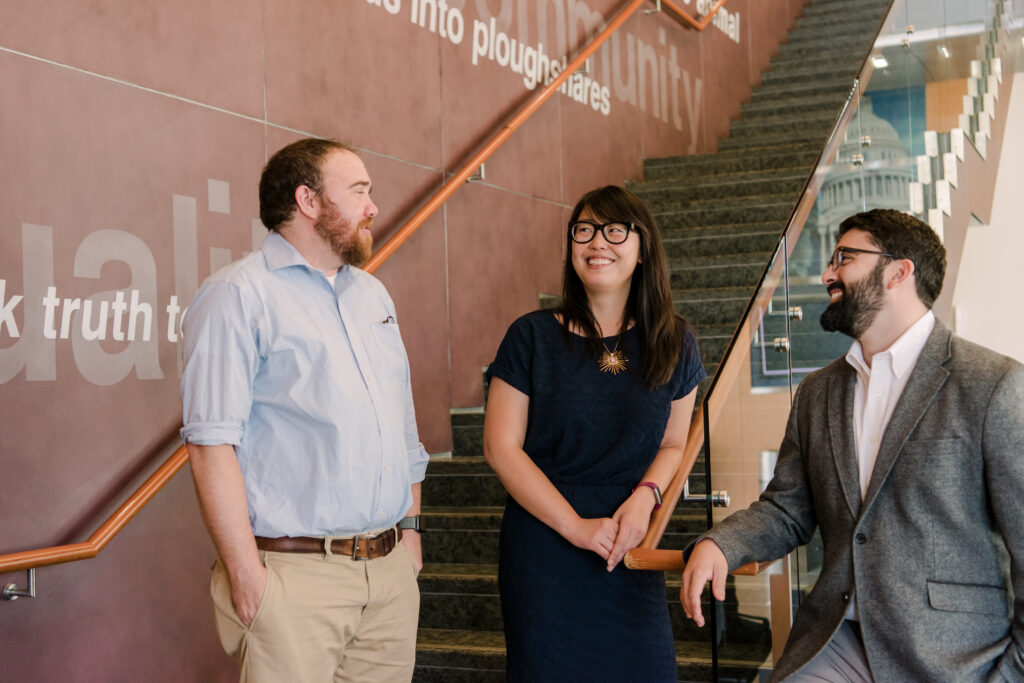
[567,489,655,572]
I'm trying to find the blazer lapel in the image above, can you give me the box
[828,367,861,520]
[862,323,953,509]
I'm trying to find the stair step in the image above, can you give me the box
[650,189,798,214]
[792,13,883,31]
[729,116,838,142]
[670,253,772,291]
[419,563,766,638]
[414,628,769,682]
[717,127,836,152]
[656,201,793,230]
[780,32,877,53]
[635,164,810,190]
[635,173,807,205]
[422,457,506,508]
[800,0,890,16]
[741,92,848,118]
[414,629,506,683]
[450,409,485,426]
[644,146,822,180]
[750,78,855,104]
[731,107,840,131]
[760,60,860,86]
[675,287,753,327]
[663,226,781,258]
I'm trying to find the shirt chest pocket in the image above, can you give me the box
[369,322,409,390]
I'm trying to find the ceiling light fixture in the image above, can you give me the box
[872,56,889,69]
[939,45,951,58]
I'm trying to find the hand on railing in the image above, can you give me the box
[679,539,729,628]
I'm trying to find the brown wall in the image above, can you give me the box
[0,0,804,679]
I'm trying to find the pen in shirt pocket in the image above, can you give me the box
[381,315,396,324]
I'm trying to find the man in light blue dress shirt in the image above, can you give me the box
[181,138,430,682]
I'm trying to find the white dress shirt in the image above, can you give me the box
[842,309,935,619]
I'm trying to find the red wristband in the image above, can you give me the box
[633,481,662,510]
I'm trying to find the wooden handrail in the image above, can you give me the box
[625,547,780,575]
[0,0,728,576]
[0,445,190,573]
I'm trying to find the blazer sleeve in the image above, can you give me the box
[703,380,819,570]
[985,363,1024,680]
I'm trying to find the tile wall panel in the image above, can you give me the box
[0,0,265,118]
[264,0,444,168]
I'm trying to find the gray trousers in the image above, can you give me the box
[784,620,873,682]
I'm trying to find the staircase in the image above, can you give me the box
[414,0,892,679]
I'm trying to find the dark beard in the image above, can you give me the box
[820,262,886,338]
[313,199,373,267]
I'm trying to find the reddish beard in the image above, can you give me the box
[314,198,373,267]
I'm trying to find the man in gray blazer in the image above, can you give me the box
[682,209,1024,681]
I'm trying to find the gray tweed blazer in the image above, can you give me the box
[705,322,1024,681]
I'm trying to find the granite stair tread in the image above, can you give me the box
[414,630,769,681]
[635,166,810,190]
[633,172,808,202]
[420,562,498,580]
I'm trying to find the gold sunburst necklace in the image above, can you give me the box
[598,336,628,375]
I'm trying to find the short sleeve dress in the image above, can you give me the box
[486,310,706,682]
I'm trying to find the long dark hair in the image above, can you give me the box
[558,185,690,389]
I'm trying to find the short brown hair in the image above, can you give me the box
[258,138,357,231]
[837,209,947,307]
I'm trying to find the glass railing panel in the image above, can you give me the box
[706,241,794,679]
[707,0,1021,677]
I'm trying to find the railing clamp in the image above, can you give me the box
[851,153,864,166]
[773,337,791,353]
[682,481,730,508]
[768,305,802,321]
[3,568,36,601]
[860,135,872,147]
[466,164,486,183]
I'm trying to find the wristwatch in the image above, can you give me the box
[399,516,424,533]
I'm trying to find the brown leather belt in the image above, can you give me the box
[255,528,402,560]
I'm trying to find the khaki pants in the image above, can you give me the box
[210,542,420,683]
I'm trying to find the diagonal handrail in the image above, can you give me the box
[0,0,729,577]
[0,446,189,573]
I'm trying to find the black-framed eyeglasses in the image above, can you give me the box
[570,221,637,244]
[828,246,906,271]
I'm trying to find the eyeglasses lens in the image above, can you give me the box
[571,222,631,244]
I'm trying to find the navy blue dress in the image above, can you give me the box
[487,310,706,682]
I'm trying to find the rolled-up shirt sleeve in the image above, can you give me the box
[180,280,259,447]
[401,338,430,484]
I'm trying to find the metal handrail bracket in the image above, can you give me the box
[2,569,36,601]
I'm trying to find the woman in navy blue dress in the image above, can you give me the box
[484,186,705,681]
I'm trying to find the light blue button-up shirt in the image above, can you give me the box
[180,231,429,538]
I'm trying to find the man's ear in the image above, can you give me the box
[294,185,319,220]
[886,258,915,290]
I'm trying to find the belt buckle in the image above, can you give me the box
[351,534,373,560]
